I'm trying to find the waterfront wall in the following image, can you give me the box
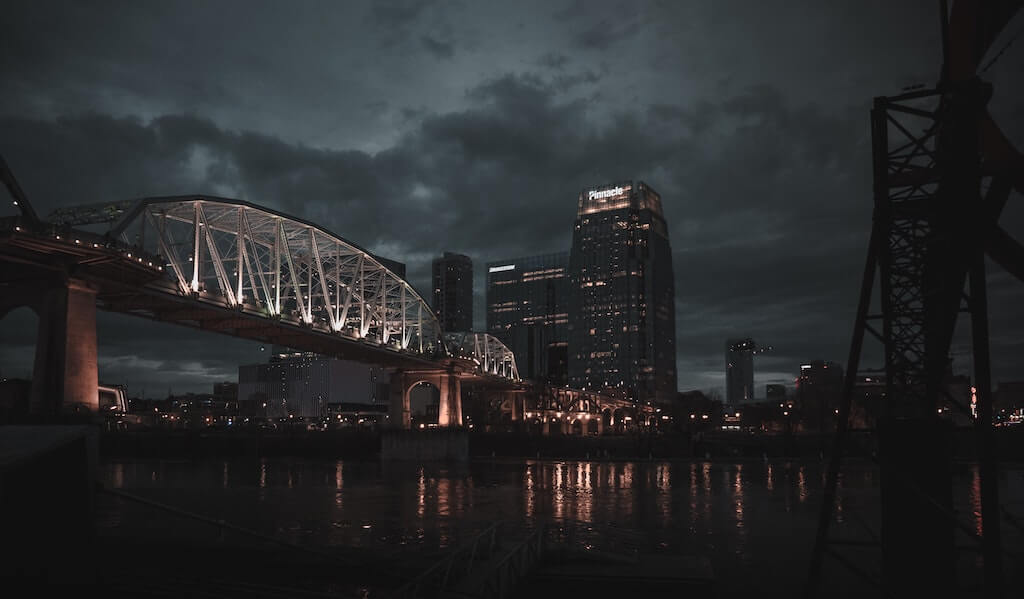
[381,429,469,461]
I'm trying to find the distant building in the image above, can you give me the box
[995,381,1024,425]
[726,339,757,405]
[374,255,406,279]
[486,252,569,385]
[568,181,677,404]
[796,360,844,432]
[213,382,238,403]
[238,348,390,419]
[766,384,787,401]
[851,369,885,429]
[674,390,723,430]
[432,252,473,332]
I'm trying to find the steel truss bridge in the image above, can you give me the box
[0,188,519,417]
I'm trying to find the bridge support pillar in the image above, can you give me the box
[438,375,462,427]
[389,371,412,430]
[30,279,99,416]
[507,391,523,421]
[390,369,463,430]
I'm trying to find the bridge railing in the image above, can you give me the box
[2,214,165,272]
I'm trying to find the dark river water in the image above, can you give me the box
[99,458,1024,597]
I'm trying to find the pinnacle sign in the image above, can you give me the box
[587,186,629,201]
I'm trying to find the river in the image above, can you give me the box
[98,457,1024,596]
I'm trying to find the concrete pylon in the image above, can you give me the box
[389,371,412,430]
[437,373,451,426]
[450,376,462,426]
[30,279,99,416]
[389,369,463,430]
[437,373,462,426]
[507,391,523,421]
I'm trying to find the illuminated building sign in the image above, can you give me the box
[488,264,516,273]
[588,186,629,200]
[582,185,632,215]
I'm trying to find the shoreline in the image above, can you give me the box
[95,426,1024,463]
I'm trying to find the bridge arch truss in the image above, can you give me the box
[443,332,519,380]
[110,197,444,357]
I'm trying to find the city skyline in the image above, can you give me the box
[1,0,1022,398]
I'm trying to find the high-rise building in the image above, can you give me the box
[726,338,756,404]
[796,360,844,432]
[486,252,569,385]
[568,181,677,404]
[431,252,473,332]
[373,255,406,279]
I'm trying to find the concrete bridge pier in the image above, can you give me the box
[389,368,463,429]
[506,390,524,421]
[29,279,99,416]
[438,374,462,427]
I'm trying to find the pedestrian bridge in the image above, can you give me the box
[1,190,519,421]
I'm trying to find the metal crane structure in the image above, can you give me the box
[806,1,1024,597]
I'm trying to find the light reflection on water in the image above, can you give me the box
[98,458,1024,595]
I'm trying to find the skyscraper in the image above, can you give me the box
[796,360,844,431]
[568,181,676,404]
[726,338,756,405]
[431,252,473,332]
[373,255,406,279]
[486,252,569,384]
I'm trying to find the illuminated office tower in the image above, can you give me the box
[568,181,677,404]
[486,252,569,385]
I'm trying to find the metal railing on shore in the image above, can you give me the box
[385,522,501,599]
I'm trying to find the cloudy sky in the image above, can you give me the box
[2,0,1022,397]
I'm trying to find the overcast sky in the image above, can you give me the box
[2,0,1022,397]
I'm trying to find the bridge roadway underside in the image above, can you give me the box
[96,279,444,371]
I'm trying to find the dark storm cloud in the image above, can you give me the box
[574,17,646,51]
[371,0,431,28]
[551,69,604,92]
[421,35,456,59]
[0,73,872,392]
[536,52,570,70]
[2,0,1022,395]
[552,0,588,21]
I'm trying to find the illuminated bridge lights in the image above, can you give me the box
[37,196,519,378]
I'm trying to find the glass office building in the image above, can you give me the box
[486,252,569,385]
[568,181,677,404]
[431,252,473,332]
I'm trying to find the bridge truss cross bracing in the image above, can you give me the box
[107,197,445,358]
[443,332,520,380]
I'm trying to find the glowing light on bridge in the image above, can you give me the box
[32,195,521,382]
[104,196,446,357]
[442,332,520,380]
